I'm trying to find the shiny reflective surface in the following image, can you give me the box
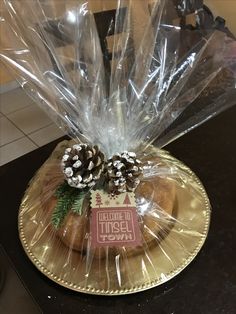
[0,105,235,312]
[0,1,235,158]
[18,142,210,295]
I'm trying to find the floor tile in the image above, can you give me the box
[28,123,65,146]
[0,116,25,146]
[7,105,52,134]
[0,137,37,166]
[0,87,33,115]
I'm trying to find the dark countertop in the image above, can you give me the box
[0,106,236,314]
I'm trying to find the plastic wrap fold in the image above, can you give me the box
[1,0,235,293]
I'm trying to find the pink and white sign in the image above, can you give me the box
[90,191,141,247]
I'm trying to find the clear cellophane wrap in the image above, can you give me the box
[1,0,235,293]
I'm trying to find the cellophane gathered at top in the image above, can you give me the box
[0,0,235,293]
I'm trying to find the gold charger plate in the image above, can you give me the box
[18,141,210,295]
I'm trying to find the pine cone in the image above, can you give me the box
[61,144,105,189]
[107,152,143,193]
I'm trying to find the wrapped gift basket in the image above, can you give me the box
[0,0,235,295]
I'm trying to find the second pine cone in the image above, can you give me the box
[107,152,143,193]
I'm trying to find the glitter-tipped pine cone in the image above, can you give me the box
[62,144,105,189]
[107,152,143,193]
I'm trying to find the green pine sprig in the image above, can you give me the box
[71,194,85,215]
[51,193,74,229]
[51,182,87,229]
[54,181,70,198]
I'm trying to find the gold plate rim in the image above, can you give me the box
[18,153,211,296]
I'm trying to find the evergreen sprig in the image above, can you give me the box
[54,181,70,198]
[51,182,87,229]
[71,195,84,215]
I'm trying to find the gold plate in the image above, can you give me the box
[18,142,210,295]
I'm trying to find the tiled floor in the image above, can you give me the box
[0,87,65,166]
